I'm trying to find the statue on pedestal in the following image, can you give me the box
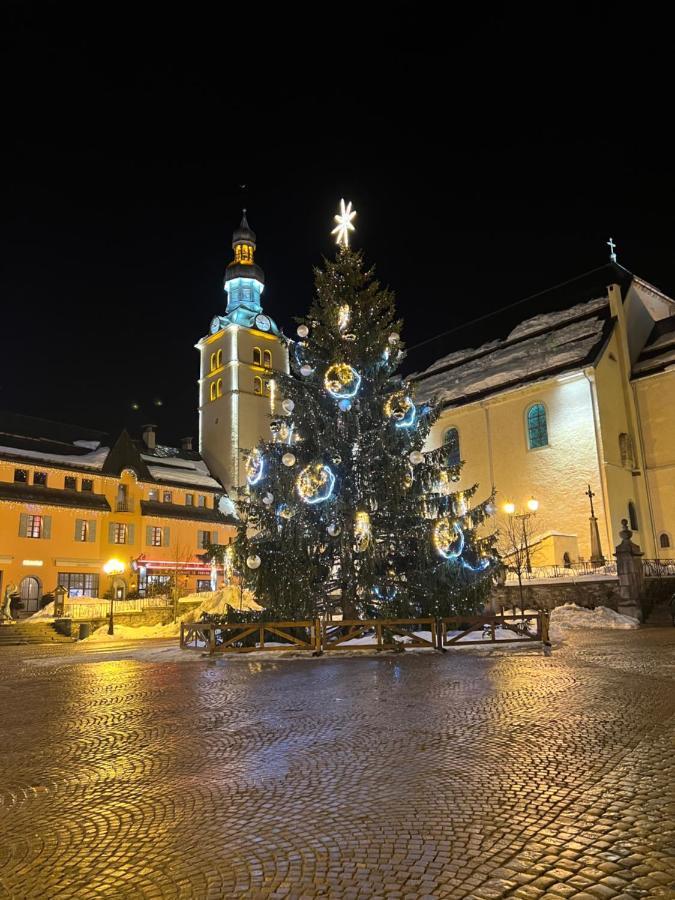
[1,583,17,623]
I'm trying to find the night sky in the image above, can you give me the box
[2,6,672,445]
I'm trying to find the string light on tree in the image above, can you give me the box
[324,363,362,399]
[246,449,265,486]
[433,518,465,560]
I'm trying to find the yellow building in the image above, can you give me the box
[196,212,288,491]
[0,414,236,612]
[415,263,675,565]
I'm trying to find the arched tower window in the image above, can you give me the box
[659,532,671,549]
[253,376,263,395]
[263,349,272,369]
[628,501,638,531]
[526,403,549,449]
[253,347,262,366]
[443,427,460,467]
[216,349,223,368]
[210,381,217,401]
[216,378,223,398]
[210,352,216,372]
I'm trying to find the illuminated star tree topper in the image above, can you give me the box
[331,198,356,248]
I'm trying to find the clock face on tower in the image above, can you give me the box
[255,314,271,332]
[210,316,221,335]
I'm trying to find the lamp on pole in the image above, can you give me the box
[504,497,539,572]
[103,558,125,636]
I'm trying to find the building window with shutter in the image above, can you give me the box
[253,347,262,366]
[26,515,43,538]
[14,469,28,483]
[163,491,172,503]
[77,520,89,542]
[526,403,549,449]
[198,530,211,549]
[198,495,206,508]
[186,493,194,506]
[65,476,77,490]
[113,523,127,544]
[33,471,48,486]
[151,526,163,547]
[81,479,94,492]
[148,489,158,501]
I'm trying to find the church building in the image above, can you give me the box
[415,261,675,566]
[196,213,288,492]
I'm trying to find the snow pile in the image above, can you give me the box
[550,603,639,630]
[83,586,262,641]
[0,444,109,469]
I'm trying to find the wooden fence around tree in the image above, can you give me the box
[180,613,549,655]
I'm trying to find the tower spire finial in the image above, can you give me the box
[607,237,617,263]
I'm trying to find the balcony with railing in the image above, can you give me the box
[115,500,134,513]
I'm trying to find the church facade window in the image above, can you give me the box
[216,378,223,398]
[210,352,216,372]
[263,349,272,369]
[253,347,262,366]
[526,403,549,449]
[443,427,460,467]
[254,376,263,395]
[210,381,217,401]
[659,532,671,549]
[628,501,638,531]
[216,349,223,368]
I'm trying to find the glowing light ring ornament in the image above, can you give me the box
[461,557,491,573]
[433,518,465,560]
[296,464,336,505]
[324,363,362,399]
[384,392,416,428]
[246,450,264,486]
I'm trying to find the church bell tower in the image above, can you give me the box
[197,212,288,492]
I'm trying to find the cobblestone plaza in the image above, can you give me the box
[1,631,674,899]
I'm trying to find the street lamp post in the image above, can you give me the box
[103,559,125,636]
[503,497,540,613]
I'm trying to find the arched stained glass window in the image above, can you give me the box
[526,403,548,449]
[443,427,460,467]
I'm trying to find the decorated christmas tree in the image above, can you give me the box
[237,201,497,620]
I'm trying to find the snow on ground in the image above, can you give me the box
[550,603,639,630]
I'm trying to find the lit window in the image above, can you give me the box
[254,376,263,395]
[26,515,43,538]
[186,493,194,506]
[58,573,99,597]
[81,479,94,492]
[151,526,163,547]
[253,347,262,366]
[33,471,47,486]
[263,349,272,369]
[210,352,216,372]
[65,476,77,490]
[77,520,89,542]
[148,489,158,501]
[198,495,206,508]
[210,381,217,401]
[628,501,638,531]
[216,349,223,367]
[216,378,223,398]
[163,491,173,503]
[659,532,671,549]
[526,403,549,449]
[113,523,127,544]
[443,427,460,467]
[198,530,212,549]
[14,469,28,483]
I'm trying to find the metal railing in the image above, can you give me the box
[115,500,134,512]
[65,595,171,620]
[505,562,617,582]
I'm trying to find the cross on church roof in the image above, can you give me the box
[607,237,617,263]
